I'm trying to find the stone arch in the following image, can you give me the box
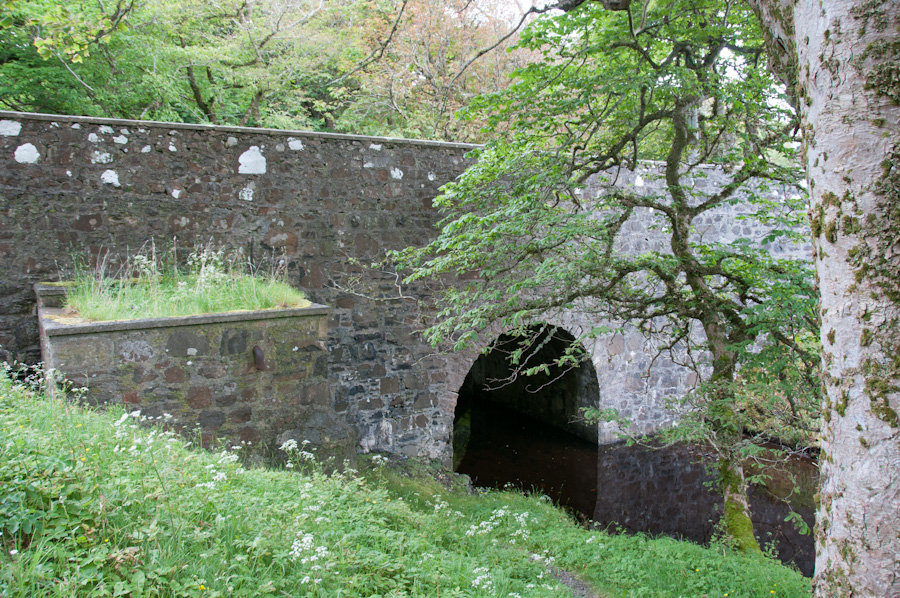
[441,306,696,464]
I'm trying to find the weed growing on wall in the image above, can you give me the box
[63,241,309,322]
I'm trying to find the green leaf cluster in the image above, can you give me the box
[0,0,380,128]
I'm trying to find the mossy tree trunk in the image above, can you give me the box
[748,0,900,593]
[797,1,900,594]
[704,345,762,555]
[718,455,761,554]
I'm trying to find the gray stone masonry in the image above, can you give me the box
[1,111,811,461]
[34,284,349,462]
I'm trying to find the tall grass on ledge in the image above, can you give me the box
[0,366,812,598]
[64,242,309,322]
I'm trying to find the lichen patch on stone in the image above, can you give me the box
[0,120,21,136]
[101,169,121,187]
[238,146,267,174]
[91,151,113,164]
[14,143,39,164]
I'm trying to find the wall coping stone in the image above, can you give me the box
[0,110,481,151]
[34,283,330,337]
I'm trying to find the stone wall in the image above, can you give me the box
[0,111,472,460]
[0,111,811,460]
[35,284,346,461]
[592,441,817,576]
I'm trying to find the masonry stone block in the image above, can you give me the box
[166,331,210,357]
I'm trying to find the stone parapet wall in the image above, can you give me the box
[1,111,473,460]
[35,284,343,460]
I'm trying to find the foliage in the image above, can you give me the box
[0,0,380,128]
[64,242,308,322]
[392,0,819,549]
[0,0,537,138]
[334,0,538,142]
[0,0,133,62]
[0,368,810,597]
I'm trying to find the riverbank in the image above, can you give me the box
[0,368,810,597]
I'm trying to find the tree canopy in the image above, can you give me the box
[393,0,819,551]
[0,0,535,139]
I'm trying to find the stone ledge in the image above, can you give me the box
[0,109,481,151]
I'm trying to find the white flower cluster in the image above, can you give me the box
[471,566,494,591]
[192,449,242,490]
[280,438,316,468]
[298,481,313,500]
[131,253,158,279]
[466,505,530,541]
[431,497,450,513]
[289,531,332,586]
[531,551,556,566]
[289,532,330,564]
[112,410,180,454]
[217,450,239,465]
[186,247,227,289]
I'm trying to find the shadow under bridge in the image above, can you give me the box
[452,325,601,518]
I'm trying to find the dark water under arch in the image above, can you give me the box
[455,399,817,577]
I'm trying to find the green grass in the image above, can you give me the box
[0,368,811,598]
[63,245,309,322]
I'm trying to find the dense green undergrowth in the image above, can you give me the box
[0,370,810,597]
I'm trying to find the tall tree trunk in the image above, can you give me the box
[705,336,762,554]
[718,455,761,554]
[795,1,900,594]
[746,0,900,592]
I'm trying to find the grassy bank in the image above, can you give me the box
[0,370,810,597]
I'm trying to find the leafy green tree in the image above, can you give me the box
[394,0,819,551]
[0,0,536,135]
[0,0,383,127]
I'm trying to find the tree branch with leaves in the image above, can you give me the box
[393,0,819,552]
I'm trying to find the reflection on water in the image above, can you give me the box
[456,401,817,577]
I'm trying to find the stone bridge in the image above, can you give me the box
[0,111,806,463]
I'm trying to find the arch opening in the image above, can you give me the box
[452,325,601,516]
[455,325,600,445]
